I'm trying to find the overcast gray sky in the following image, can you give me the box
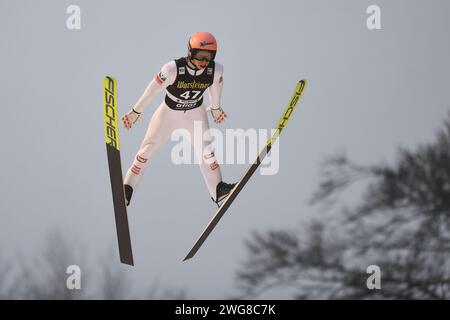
[1,0,449,299]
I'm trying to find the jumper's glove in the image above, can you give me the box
[121,108,142,130]
[208,106,227,124]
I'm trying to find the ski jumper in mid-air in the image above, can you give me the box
[121,32,235,207]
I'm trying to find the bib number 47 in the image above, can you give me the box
[180,90,201,100]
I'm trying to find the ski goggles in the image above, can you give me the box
[192,56,213,62]
[192,52,214,62]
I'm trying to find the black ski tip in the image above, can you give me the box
[119,254,134,267]
[120,257,134,266]
[182,254,193,262]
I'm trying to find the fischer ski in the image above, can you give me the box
[183,80,307,261]
[103,76,134,266]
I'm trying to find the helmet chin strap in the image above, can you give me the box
[187,57,198,69]
[186,56,205,72]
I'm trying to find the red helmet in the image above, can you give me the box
[188,31,217,60]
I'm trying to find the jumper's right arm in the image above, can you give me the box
[122,61,176,129]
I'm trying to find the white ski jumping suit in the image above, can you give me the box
[123,57,225,200]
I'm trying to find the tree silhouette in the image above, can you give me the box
[5,231,88,299]
[0,250,14,299]
[233,114,450,299]
[0,232,189,299]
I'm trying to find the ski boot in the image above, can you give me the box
[124,184,133,207]
[212,181,236,207]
